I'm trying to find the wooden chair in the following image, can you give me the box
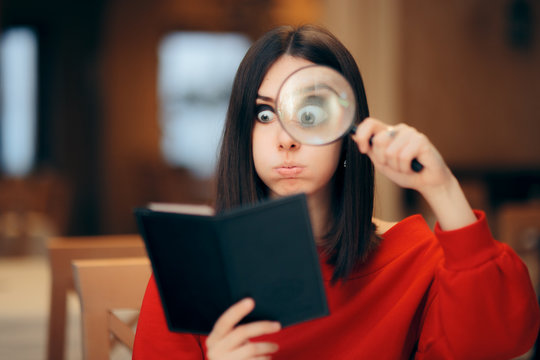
[497,201,540,360]
[497,201,540,295]
[47,235,147,360]
[72,257,151,360]
[0,171,71,255]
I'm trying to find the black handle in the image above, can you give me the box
[411,158,424,173]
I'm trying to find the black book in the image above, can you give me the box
[134,193,329,335]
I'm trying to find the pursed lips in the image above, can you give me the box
[274,163,305,177]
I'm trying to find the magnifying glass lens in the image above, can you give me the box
[276,65,356,145]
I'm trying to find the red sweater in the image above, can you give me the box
[133,211,539,359]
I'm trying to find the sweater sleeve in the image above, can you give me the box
[133,274,205,359]
[416,211,540,359]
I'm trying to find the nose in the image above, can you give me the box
[277,127,301,151]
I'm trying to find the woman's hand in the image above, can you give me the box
[206,298,281,360]
[353,117,476,230]
[353,117,452,194]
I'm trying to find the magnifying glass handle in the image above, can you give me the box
[350,126,424,173]
[410,159,424,172]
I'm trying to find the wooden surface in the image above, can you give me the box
[72,257,151,360]
[46,235,146,360]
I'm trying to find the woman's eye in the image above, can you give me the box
[256,108,275,123]
[296,105,328,127]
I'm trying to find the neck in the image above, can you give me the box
[305,186,333,245]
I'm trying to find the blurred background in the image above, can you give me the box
[0,0,538,358]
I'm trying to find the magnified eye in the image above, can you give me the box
[296,105,328,127]
[256,105,276,123]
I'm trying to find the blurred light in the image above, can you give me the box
[0,27,38,177]
[158,31,250,178]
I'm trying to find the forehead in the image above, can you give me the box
[258,56,315,100]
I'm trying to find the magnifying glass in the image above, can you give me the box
[275,65,423,172]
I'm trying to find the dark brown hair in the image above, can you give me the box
[215,25,376,282]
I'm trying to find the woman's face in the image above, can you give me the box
[252,55,343,199]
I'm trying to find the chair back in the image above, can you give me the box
[498,202,540,295]
[72,257,151,360]
[47,234,146,360]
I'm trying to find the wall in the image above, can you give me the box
[321,0,406,221]
[99,0,322,233]
[401,0,540,170]
[321,0,540,224]
[2,0,537,236]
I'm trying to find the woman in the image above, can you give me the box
[133,25,539,359]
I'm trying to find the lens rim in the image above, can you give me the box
[275,64,356,146]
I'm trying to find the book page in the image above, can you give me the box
[147,203,215,216]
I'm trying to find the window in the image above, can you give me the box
[0,27,38,177]
[158,31,251,178]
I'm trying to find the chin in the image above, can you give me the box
[270,181,332,202]
[270,186,306,198]
[275,185,317,198]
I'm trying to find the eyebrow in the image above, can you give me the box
[257,94,274,102]
[300,84,339,96]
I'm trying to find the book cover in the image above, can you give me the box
[134,193,329,335]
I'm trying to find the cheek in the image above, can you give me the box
[323,142,343,170]
[252,122,270,171]
[310,142,343,182]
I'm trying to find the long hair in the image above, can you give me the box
[215,25,376,283]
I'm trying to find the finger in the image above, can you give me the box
[351,118,375,154]
[369,126,396,166]
[398,134,429,173]
[397,138,422,173]
[222,321,281,352]
[353,117,387,153]
[230,341,279,359]
[384,126,414,171]
[207,298,255,346]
